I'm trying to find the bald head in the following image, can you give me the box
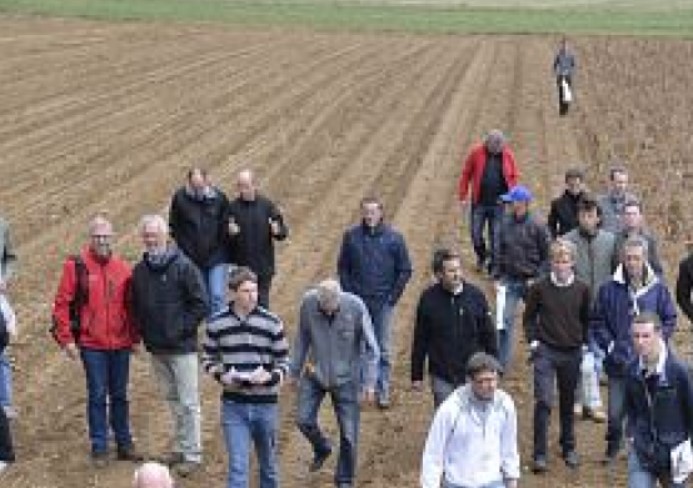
[133,462,173,488]
[235,169,256,201]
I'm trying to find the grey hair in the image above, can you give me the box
[316,279,341,310]
[138,214,168,236]
[623,235,649,255]
[466,352,503,378]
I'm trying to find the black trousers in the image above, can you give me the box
[0,405,14,462]
[532,342,581,458]
[258,274,273,310]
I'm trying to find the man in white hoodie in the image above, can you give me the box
[420,352,519,488]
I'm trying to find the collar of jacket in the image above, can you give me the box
[613,263,658,291]
[361,221,385,235]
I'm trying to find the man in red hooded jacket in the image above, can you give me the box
[458,130,519,274]
[52,214,141,467]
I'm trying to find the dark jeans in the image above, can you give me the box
[296,376,360,485]
[430,375,456,409]
[606,375,627,455]
[532,343,581,458]
[258,275,273,310]
[470,204,503,269]
[0,405,14,462]
[80,348,133,454]
[363,300,394,401]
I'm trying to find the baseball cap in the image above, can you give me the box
[502,185,533,203]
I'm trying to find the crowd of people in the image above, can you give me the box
[0,39,692,488]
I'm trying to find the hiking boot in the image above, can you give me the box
[562,450,580,469]
[583,407,606,423]
[309,446,332,472]
[91,451,109,469]
[117,444,144,462]
[174,461,201,478]
[532,456,548,474]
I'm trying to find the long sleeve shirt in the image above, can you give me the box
[421,384,520,488]
[289,290,379,389]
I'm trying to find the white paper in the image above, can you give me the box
[0,294,17,336]
[495,284,506,331]
[562,79,573,103]
[671,438,693,484]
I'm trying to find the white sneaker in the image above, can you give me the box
[0,461,9,474]
[2,406,18,419]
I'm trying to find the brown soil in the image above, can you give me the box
[0,16,691,488]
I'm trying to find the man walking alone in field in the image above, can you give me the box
[52,215,142,467]
[338,196,412,408]
[553,37,576,116]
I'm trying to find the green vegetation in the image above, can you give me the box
[1,0,693,36]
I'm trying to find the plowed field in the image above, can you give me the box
[1,16,691,488]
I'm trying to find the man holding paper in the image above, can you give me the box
[624,312,693,488]
[201,266,289,488]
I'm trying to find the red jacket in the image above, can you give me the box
[52,247,139,349]
[458,143,519,203]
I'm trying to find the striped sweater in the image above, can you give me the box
[201,304,289,404]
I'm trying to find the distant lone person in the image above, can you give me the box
[553,37,576,116]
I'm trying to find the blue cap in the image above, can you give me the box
[502,185,533,203]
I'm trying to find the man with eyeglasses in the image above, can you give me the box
[52,214,142,467]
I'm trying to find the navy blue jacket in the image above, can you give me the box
[337,222,412,306]
[625,349,693,470]
[591,265,677,377]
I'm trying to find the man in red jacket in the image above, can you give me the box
[52,215,141,467]
[458,130,519,274]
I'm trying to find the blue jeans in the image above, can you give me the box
[365,301,394,401]
[607,375,627,455]
[627,447,686,488]
[222,400,279,488]
[203,262,229,318]
[80,348,133,454]
[498,278,529,370]
[0,351,12,408]
[296,376,360,485]
[470,204,503,268]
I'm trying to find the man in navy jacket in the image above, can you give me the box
[338,196,412,408]
[625,312,693,487]
[591,236,677,463]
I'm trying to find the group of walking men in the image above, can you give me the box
[414,128,693,488]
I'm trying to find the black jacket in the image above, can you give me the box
[495,213,550,280]
[131,249,208,354]
[677,253,693,322]
[227,195,288,278]
[169,186,230,269]
[411,282,497,386]
[548,190,583,238]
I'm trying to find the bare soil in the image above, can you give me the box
[0,16,691,487]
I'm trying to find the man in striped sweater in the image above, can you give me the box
[201,266,289,488]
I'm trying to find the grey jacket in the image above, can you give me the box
[0,218,18,282]
[289,289,379,389]
[564,227,616,304]
[597,191,637,233]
